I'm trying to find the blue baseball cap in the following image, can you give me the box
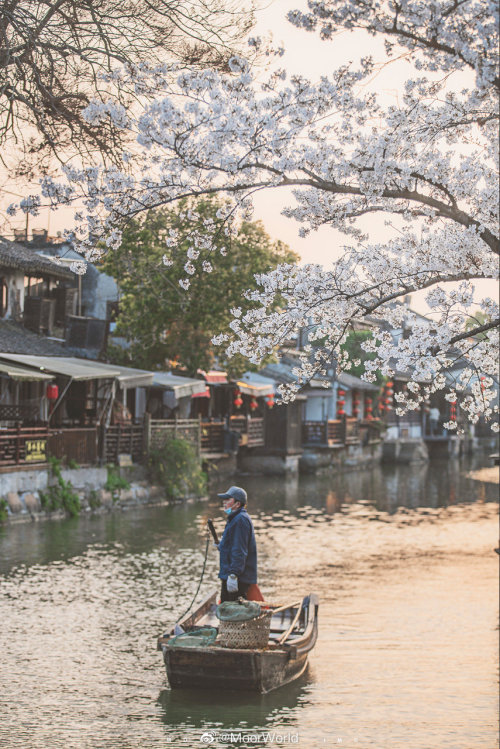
[217,486,247,505]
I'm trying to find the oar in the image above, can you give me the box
[277,600,304,645]
[207,519,219,545]
[263,600,302,614]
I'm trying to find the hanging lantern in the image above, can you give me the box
[480,376,486,391]
[365,397,373,421]
[233,389,243,409]
[249,396,258,411]
[352,390,360,417]
[450,400,457,421]
[46,383,59,401]
[266,393,275,409]
[337,388,346,417]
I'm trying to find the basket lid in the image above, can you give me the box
[216,599,261,622]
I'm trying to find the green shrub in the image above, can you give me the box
[0,498,8,524]
[40,457,81,517]
[148,438,207,500]
[88,489,101,510]
[105,465,130,501]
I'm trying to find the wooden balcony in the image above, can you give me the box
[229,415,265,447]
[0,426,49,466]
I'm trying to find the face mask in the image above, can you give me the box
[223,507,233,515]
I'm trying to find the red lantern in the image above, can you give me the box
[233,390,243,409]
[365,397,373,421]
[266,394,275,409]
[46,383,59,401]
[336,389,345,416]
[353,392,360,417]
[249,396,258,411]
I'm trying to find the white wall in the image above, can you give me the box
[5,270,24,319]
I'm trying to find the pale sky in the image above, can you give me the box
[1,0,497,313]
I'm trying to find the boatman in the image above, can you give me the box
[217,485,258,602]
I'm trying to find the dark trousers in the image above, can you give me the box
[220,578,250,602]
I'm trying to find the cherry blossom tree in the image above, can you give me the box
[33,0,499,429]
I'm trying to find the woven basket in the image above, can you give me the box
[217,610,272,649]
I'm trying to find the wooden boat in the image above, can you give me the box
[157,591,319,694]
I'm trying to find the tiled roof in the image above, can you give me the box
[0,320,66,355]
[338,372,379,392]
[0,236,74,280]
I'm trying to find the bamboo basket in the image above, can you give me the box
[217,610,272,649]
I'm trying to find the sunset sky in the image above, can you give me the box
[1,0,497,312]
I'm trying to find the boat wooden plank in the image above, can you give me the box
[158,590,319,693]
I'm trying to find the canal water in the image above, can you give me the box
[0,456,498,749]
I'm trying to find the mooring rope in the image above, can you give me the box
[174,529,211,626]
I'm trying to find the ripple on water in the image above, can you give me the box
[0,458,498,748]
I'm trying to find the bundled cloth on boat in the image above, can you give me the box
[216,600,261,622]
[168,627,218,648]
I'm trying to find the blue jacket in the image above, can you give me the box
[218,507,257,584]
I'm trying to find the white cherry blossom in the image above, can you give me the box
[38,1,499,428]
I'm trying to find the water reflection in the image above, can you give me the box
[0,455,498,749]
[157,670,312,745]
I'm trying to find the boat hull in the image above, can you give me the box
[159,592,318,693]
[163,645,310,694]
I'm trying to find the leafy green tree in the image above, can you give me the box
[340,329,383,385]
[101,199,298,375]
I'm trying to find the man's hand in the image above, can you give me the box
[227,574,238,593]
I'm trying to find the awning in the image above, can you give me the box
[199,370,228,384]
[0,354,120,381]
[152,372,208,398]
[0,361,52,381]
[236,380,274,397]
[191,387,210,399]
[110,365,154,389]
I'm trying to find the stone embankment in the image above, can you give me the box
[0,465,168,525]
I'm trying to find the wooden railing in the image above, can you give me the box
[200,421,225,453]
[103,423,144,464]
[229,415,265,447]
[302,421,327,445]
[0,426,49,466]
[147,418,201,456]
[0,403,40,422]
[344,417,360,443]
[247,417,264,447]
[302,417,361,446]
[48,428,98,465]
[327,419,344,444]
